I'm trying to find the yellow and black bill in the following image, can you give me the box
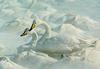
[29,20,36,31]
[20,28,29,36]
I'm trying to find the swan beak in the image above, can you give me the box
[20,32,27,36]
[20,29,28,37]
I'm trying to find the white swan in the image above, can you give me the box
[17,20,38,55]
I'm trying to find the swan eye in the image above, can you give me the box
[32,24,36,29]
[32,20,36,29]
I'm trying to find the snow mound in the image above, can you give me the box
[43,58,91,69]
[0,57,26,69]
[60,24,97,43]
[12,51,57,69]
[63,14,100,37]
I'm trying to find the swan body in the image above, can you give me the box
[35,23,80,54]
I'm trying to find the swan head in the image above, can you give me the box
[20,20,36,37]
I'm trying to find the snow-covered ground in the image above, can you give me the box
[0,0,100,69]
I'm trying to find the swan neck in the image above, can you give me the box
[37,22,51,44]
[29,30,38,47]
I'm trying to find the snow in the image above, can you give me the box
[0,57,27,69]
[12,51,57,69]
